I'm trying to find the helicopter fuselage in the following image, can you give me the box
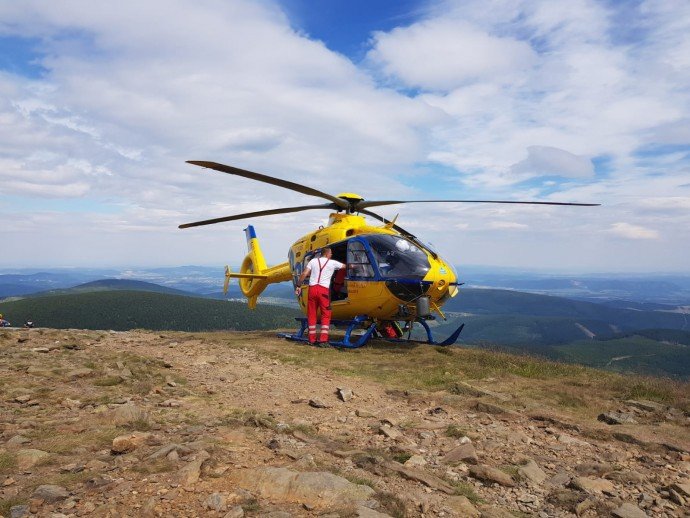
[279,213,459,321]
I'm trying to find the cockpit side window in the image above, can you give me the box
[347,240,375,278]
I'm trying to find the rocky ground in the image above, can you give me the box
[1,328,689,518]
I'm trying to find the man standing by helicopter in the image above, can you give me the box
[295,247,345,346]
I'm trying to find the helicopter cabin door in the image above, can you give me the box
[329,242,349,302]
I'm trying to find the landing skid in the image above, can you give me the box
[278,316,464,348]
[278,315,377,349]
[380,319,465,346]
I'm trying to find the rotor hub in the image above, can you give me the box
[336,193,364,213]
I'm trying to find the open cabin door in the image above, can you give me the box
[330,241,348,302]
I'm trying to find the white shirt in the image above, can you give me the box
[306,257,344,288]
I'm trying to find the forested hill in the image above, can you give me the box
[0,290,298,332]
[444,288,688,331]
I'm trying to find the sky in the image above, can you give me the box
[0,0,688,273]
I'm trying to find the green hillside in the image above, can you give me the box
[600,328,690,345]
[0,290,298,332]
[554,336,690,379]
[435,314,613,347]
[445,288,687,331]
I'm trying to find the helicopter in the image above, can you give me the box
[179,161,598,348]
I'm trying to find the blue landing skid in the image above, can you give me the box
[278,315,377,349]
[375,318,465,346]
[390,318,465,346]
[278,316,465,348]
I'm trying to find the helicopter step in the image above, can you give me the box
[278,316,465,348]
[278,315,377,349]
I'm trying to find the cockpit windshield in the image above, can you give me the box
[365,234,431,278]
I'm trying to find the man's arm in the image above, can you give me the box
[295,267,311,295]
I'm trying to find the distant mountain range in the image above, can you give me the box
[23,279,194,298]
[3,266,690,304]
[2,269,690,379]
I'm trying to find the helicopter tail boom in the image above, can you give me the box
[232,225,291,309]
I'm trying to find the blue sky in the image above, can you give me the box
[279,0,425,59]
[0,0,689,271]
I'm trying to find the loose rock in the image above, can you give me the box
[204,492,227,512]
[612,503,649,518]
[111,432,152,454]
[230,467,375,508]
[446,496,480,517]
[569,476,615,495]
[469,465,515,487]
[10,505,29,518]
[442,442,478,465]
[224,506,245,518]
[337,387,353,402]
[598,412,637,425]
[176,450,210,486]
[518,459,547,485]
[16,449,49,469]
[32,484,69,503]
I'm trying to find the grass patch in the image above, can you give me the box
[452,481,483,504]
[93,376,123,386]
[614,379,677,403]
[0,452,17,474]
[125,418,153,432]
[289,423,316,436]
[554,391,587,408]
[343,474,377,489]
[392,452,412,464]
[132,459,175,474]
[242,499,260,512]
[35,433,87,454]
[131,380,154,395]
[446,424,469,438]
[376,491,406,518]
[223,408,276,430]
[45,471,92,488]
[1,497,28,516]
[500,465,521,481]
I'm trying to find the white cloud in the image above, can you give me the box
[488,221,529,230]
[511,146,594,178]
[607,222,660,240]
[367,19,536,90]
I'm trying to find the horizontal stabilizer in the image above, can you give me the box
[226,272,269,279]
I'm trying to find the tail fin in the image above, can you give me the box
[225,225,291,309]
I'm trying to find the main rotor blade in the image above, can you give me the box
[187,161,349,209]
[358,199,600,209]
[179,203,337,229]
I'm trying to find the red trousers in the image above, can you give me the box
[307,285,331,343]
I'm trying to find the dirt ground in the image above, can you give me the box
[1,328,689,517]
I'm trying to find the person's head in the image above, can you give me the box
[322,247,333,258]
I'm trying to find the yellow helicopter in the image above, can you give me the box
[180,161,598,347]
